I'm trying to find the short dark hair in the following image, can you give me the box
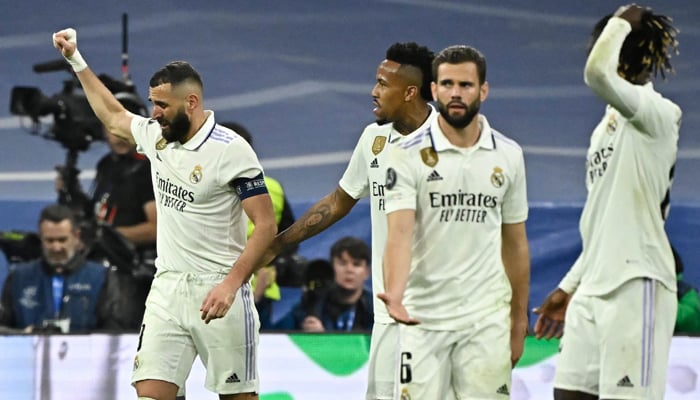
[330,236,370,265]
[39,204,77,230]
[432,45,487,85]
[588,10,679,81]
[149,61,204,89]
[386,42,435,101]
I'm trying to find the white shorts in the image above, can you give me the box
[396,306,511,399]
[131,270,260,395]
[366,322,399,400]
[555,278,676,399]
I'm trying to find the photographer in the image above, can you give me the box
[56,74,156,265]
[0,204,111,333]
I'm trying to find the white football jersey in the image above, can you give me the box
[384,114,528,330]
[339,106,436,324]
[560,17,682,296]
[575,83,681,295]
[131,111,265,273]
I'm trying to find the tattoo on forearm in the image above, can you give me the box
[300,203,333,237]
[280,200,334,245]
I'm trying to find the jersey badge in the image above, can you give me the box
[400,388,411,400]
[190,165,203,184]
[372,136,387,155]
[370,158,379,168]
[490,167,505,188]
[606,114,618,135]
[386,167,397,190]
[420,147,438,167]
[133,355,140,371]
[156,137,168,150]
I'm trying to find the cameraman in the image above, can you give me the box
[56,74,157,263]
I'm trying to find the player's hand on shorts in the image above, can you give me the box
[532,288,570,340]
[52,28,78,58]
[301,316,325,332]
[200,280,237,324]
[377,292,420,325]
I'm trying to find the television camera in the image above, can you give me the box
[3,15,150,279]
[9,63,147,215]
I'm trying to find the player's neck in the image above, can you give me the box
[393,102,430,135]
[438,115,481,148]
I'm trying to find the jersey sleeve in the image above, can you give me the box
[628,88,682,140]
[130,116,159,159]
[217,138,265,192]
[383,144,417,214]
[559,255,583,294]
[339,128,371,200]
[584,17,682,139]
[501,149,529,224]
[584,18,640,118]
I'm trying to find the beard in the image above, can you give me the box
[43,247,75,270]
[375,118,390,126]
[162,107,191,143]
[437,98,480,129]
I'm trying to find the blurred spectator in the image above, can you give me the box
[274,236,373,332]
[0,204,111,333]
[673,246,700,334]
[220,121,301,329]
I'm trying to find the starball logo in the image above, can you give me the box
[156,171,195,212]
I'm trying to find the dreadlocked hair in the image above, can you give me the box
[589,10,679,81]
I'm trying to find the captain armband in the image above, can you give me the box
[230,173,268,200]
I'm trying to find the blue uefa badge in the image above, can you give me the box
[386,167,397,190]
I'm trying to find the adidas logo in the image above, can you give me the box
[427,170,443,181]
[370,158,379,168]
[616,375,634,387]
[225,373,240,383]
[496,384,510,395]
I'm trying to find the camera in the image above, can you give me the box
[8,60,147,216]
[9,60,146,153]
[10,60,103,152]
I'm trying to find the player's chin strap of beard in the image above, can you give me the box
[42,250,87,276]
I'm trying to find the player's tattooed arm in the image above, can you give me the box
[258,186,358,269]
[277,186,358,245]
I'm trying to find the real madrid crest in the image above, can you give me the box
[190,165,203,184]
[400,388,411,400]
[490,167,505,188]
[372,136,387,155]
[156,137,168,150]
[420,147,438,167]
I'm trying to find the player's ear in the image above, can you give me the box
[404,85,418,102]
[185,93,199,111]
[480,81,489,102]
